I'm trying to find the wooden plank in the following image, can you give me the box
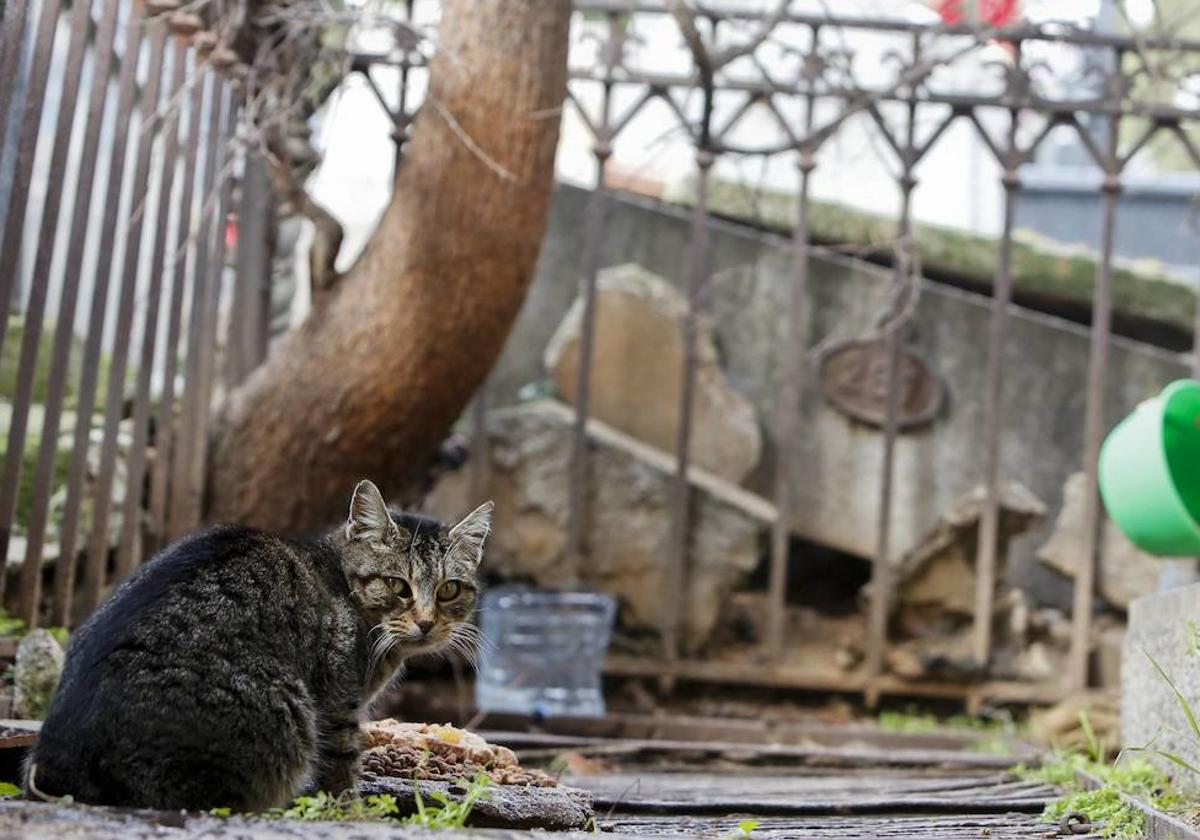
[515,737,1022,770]
[532,401,778,524]
[572,770,1056,806]
[604,813,1093,839]
[576,769,1039,792]
[604,654,1065,705]
[480,712,1018,753]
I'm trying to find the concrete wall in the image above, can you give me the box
[491,184,1193,605]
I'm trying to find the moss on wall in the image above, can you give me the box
[670,179,1197,339]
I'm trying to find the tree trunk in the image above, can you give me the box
[206,0,571,531]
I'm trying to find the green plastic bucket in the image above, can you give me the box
[1099,379,1200,556]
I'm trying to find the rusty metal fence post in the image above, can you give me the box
[0,0,241,626]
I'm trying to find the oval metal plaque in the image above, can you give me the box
[818,338,943,430]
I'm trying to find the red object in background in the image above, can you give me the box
[225,215,238,252]
[935,0,1019,26]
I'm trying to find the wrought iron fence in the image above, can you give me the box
[4,0,1200,710]
[548,2,1200,707]
[0,0,240,626]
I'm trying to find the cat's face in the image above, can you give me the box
[338,480,491,664]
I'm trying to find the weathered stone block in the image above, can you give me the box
[14,629,64,720]
[425,401,763,652]
[545,263,762,484]
[1122,583,1200,779]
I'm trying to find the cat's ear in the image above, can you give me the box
[448,501,493,566]
[346,480,398,544]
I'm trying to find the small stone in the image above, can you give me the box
[13,630,64,720]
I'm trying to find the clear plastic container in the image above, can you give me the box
[475,586,617,718]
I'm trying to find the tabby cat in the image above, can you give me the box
[26,480,491,812]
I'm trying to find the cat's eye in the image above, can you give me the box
[437,580,461,602]
[386,578,412,599]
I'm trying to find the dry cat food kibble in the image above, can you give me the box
[361,720,558,787]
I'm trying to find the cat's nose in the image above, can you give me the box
[415,618,435,635]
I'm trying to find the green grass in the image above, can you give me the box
[877,707,1019,754]
[239,791,401,822]
[210,773,493,826]
[0,433,71,533]
[0,316,114,532]
[1019,751,1182,838]
[0,318,111,410]
[279,792,400,822]
[0,609,68,646]
[404,772,492,829]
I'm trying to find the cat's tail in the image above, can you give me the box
[24,761,69,804]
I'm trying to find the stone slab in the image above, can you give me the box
[1122,582,1200,781]
[361,776,593,831]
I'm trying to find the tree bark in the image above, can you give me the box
[206,0,571,531]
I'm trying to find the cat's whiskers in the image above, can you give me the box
[443,623,487,668]
[368,625,401,676]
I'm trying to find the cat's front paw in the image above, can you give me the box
[317,766,361,799]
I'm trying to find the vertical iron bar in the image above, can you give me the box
[0,0,101,605]
[766,102,817,662]
[146,64,209,557]
[564,13,619,585]
[563,145,611,582]
[0,0,30,152]
[112,36,187,582]
[865,74,920,704]
[1070,114,1122,693]
[167,79,224,542]
[663,151,712,665]
[53,2,151,625]
[971,108,1020,668]
[228,151,271,387]
[0,0,69,352]
[183,84,236,532]
[80,21,170,616]
[19,0,125,625]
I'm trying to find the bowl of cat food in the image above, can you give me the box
[358,720,594,830]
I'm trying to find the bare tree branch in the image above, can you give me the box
[710,0,792,71]
[665,0,791,88]
[666,0,715,89]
